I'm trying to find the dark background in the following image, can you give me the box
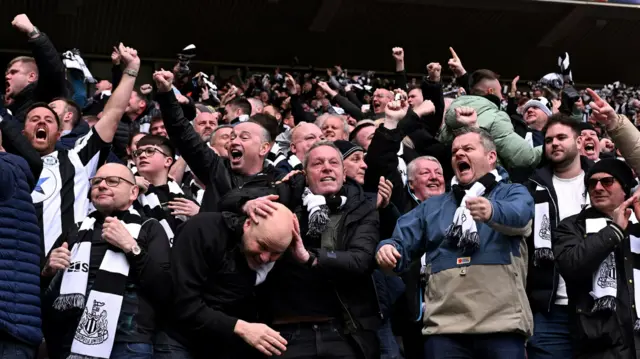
[2,0,640,86]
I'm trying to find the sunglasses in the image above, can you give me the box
[587,176,616,190]
[133,147,169,158]
[89,176,136,188]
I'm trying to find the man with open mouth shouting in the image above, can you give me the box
[377,126,534,359]
[578,122,602,162]
[26,43,139,259]
[154,70,283,213]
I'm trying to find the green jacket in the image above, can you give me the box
[439,95,543,170]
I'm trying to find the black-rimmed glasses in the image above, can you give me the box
[132,147,169,158]
[89,176,136,188]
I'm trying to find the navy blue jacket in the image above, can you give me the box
[0,152,43,345]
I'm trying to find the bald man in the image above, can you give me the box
[43,162,172,359]
[168,202,299,359]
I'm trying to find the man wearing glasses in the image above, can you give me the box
[132,134,199,245]
[524,114,593,359]
[42,162,171,359]
[554,158,640,359]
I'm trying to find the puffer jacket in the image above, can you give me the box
[554,207,640,359]
[0,152,43,345]
[378,168,534,337]
[440,95,543,173]
[607,114,640,175]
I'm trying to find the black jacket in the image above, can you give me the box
[169,212,258,358]
[43,215,171,357]
[524,156,593,313]
[7,33,67,123]
[155,91,283,212]
[554,207,640,359]
[260,179,382,359]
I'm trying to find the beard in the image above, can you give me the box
[551,146,579,168]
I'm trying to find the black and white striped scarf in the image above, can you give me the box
[53,207,142,359]
[446,170,501,255]
[586,212,640,333]
[302,187,347,238]
[286,153,303,171]
[137,181,187,246]
[533,185,554,266]
[266,142,287,167]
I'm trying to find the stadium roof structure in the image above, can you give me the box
[2,0,640,85]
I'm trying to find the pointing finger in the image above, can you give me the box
[449,47,460,61]
[586,88,602,104]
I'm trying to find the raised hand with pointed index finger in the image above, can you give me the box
[448,47,466,77]
[587,88,617,128]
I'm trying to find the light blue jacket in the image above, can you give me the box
[378,168,535,335]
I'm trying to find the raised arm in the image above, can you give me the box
[12,14,67,101]
[93,43,140,144]
[153,70,219,184]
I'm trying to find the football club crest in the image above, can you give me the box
[43,155,59,167]
[597,253,617,289]
[74,300,109,345]
[539,215,551,241]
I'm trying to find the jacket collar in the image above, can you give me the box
[531,155,594,189]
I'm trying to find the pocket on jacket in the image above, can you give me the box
[575,310,625,350]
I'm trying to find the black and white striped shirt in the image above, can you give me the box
[31,127,109,256]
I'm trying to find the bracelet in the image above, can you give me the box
[123,68,138,78]
[28,27,40,38]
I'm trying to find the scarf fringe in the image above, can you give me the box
[634,319,640,334]
[458,230,480,255]
[533,248,554,267]
[53,293,85,311]
[308,205,330,237]
[446,225,480,255]
[592,296,616,313]
[67,354,100,359]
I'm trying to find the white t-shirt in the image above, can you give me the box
[552,172,586,305]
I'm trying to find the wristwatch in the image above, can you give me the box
[305,251,317,268]
[28,27,40,38]
[130,243,141,256]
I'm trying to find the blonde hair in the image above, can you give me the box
[7,56,38,75]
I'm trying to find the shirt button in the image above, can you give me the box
[312,325,318,330]
[577,309,582,313]
[625,257,628,260]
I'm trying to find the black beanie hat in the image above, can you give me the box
[333,140,364,160]
[585,158,637,197]
[577,121,595,133]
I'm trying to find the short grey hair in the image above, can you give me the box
[315,114,349,135]
[303,141,343,170]
[453,126,496,153]
[407,156,443,181]
[210,124,232,145]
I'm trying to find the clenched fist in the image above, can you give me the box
[455,106,478,128]
[376,244,402,272]
[426,63,442,83]
[392,47,405,62]
[153,70,175,93]
[117,43,140,71]
[385,100,409,123]
[42,242,71,277]
[12,14,35,35]
[465,197,493,222]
